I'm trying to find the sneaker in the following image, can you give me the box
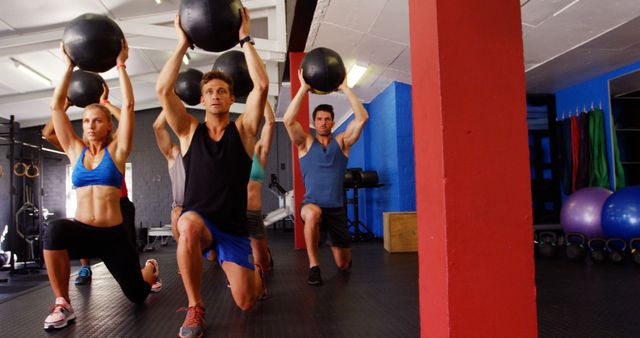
[308,266,323,286]
[74,266,91,285]
[146,259,162,293]
[178,306,206,338]
[44,297,76,330]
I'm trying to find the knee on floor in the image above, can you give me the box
[234,294,256,311]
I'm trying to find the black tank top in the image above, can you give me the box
[183,122,251,236]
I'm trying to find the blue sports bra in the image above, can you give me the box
[72,147,123,189]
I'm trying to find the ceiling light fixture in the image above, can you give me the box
[346,63,368,88]
[552,0,580,17]
[155,0,163,4]
[182,53,191,66]
[10,57,52,86]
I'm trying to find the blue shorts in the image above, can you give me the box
[183,210,254,270]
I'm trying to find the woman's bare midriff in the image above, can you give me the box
[247,180,263,210]
[74,185,123,227]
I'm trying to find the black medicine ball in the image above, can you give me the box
[67,70,106,108]
[212,50,253,100]
[63,13,124,73]
[301,47,346,94]
[179,0,243,52]
[175,68,204,106]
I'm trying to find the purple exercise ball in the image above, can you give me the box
[560,187,613,238]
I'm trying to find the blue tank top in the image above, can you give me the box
[299,138,348,208]
[249,153,265,183]
[72,147,123,189]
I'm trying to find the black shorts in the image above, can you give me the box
[304,205,350,248]
[247,209,266,240]
[43,218,150,304]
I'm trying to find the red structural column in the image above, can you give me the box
[289,52,308,250]
[408,0,538,337]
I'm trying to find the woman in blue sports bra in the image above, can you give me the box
[41,39,161,331]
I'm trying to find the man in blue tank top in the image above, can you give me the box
[283,69,369,286]
[156,8,268,338]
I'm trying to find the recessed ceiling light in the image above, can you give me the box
[10,57,52,86]
[553,0,580,17]
[347,64,368,88]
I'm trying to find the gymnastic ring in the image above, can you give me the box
[13,162,27,177]
[26,163,40,178]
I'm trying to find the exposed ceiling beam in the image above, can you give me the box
[288,0,317,52]
[0,61,281,105]
[0,2,286,59]
[282,0,318,82]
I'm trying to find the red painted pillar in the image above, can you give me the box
[289,52,308,250]
[408,0,537,337]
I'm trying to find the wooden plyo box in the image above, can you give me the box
[383,212,417,253]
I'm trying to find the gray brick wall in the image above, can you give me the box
[0,120,68,257]
[0,118,16,241]
[1,109,293,236]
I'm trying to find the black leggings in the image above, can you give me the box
[43,218,151,304]
[120,196,137,250]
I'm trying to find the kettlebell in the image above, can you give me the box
[565,232,587,261]
[606,238,627,265]
[533,232,540,257]
[630,238,640,265]
[538,231,558,259]
[587,238,607,263]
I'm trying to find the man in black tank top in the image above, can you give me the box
[156,8,268,338]
[283,70,369,286]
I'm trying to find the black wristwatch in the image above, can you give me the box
[239,35,255,48]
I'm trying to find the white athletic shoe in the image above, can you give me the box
[44,297,76,330]
[146,259,162,292]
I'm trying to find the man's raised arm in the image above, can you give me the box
[155,15,198,142]
[238,7,269,137]
[337,79,368,151]
[283,69,311,151]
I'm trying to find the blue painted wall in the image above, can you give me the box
[555,60,640,190]
[332,81,416,237]
[394,82,417,212]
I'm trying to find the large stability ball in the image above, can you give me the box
[560,187,612,238]
[179,0,243,52]
[67,70,105,108]
[212,50,252,100]
[175,68,204,106]
[63,13,124,73]
[301,47,346,94]
[602,186,640,241]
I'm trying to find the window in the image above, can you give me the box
[65,165,76,218]
[124,163,133,198]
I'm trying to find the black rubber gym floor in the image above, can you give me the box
[536,256,640,338]
[0,230,419,337]
[7,230,635,337]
